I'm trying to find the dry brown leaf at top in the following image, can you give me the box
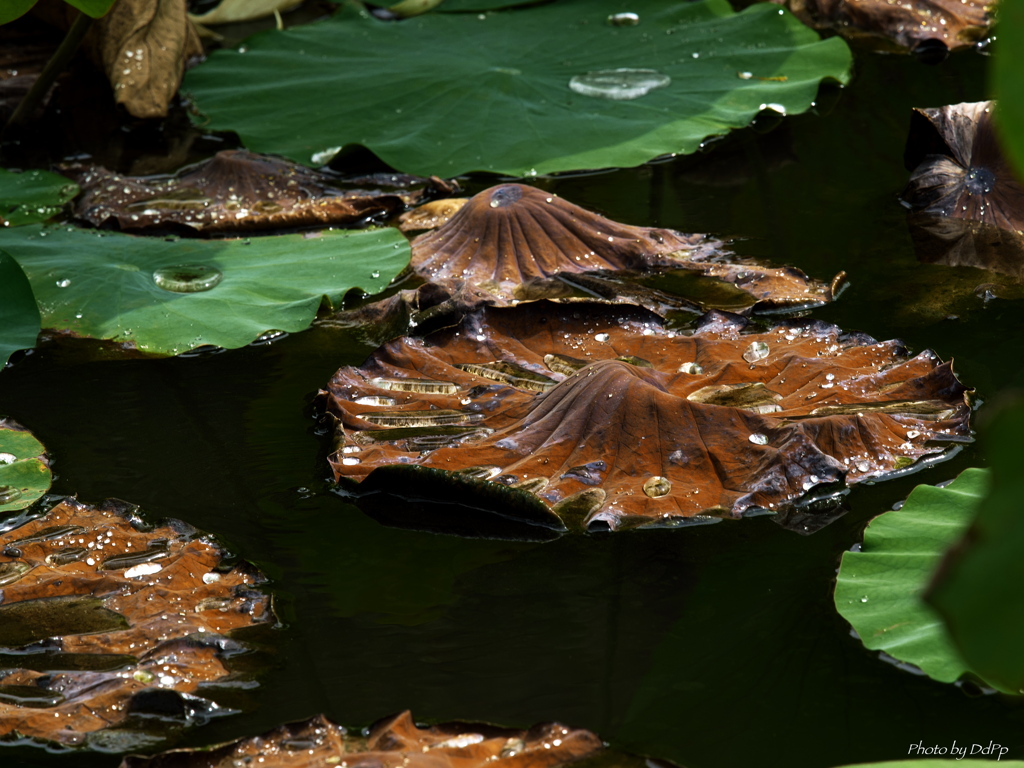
[62,151,449,233]
[120,710,607,768]
[322,303,971,533]
[0,497,273,747]
[90,0,203,119]
[409,184,840,313]
[769,0,993,56]
[902,101,1024,233]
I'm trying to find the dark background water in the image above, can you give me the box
[3,42,1024,768]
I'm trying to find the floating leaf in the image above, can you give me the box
[0,225,410,355]
[63,151,446,233]
[120,710,606,768]
[398,197,468,232]
[834,469,1011,691]
[0,250,41,368]
[182,0,852,176]
[0,419,50,513]
[768,0,992,58]
[0,167,79,228]
[322,303,971,533]
[0,497,274,747]
[409,183,839,313]
[928,402,1024,693]
[188,0,300,25]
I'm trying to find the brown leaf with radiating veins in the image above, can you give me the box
[119,710,606,768]
[770,0,992,56]
[87,0,202,119]
[908,213,1024,280]
[0,497,273,746]
[321,303,972,533]
[409,184,840,314]
[903,101,1024,232]
[398,197,469,232]
[62,151,444,233]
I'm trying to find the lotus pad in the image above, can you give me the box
[0,168,78,228]
[0,226,410,355]
[0,251,41,368]
[322,303,971,533]
[0,419,50,513]
[835,469,1005,691]
[0,497,273,748]
[182,0,852,176]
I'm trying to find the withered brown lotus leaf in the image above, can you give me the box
[769,0,992,55]
[323,303,971,532]
[398,197,469,232]
[409,184,838,312]
[909,213,1024,280]
[0,497,272,746]
[903,101,1024,234]
[119,710,604,768]
[63,150,436,233]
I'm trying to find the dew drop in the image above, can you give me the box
[678,362,703,374]
[55,278,71,288]
[0,453,16,465]
[742,341,770,363]
[594,332,610,342]
[607,12,639,26]
[749,433,768,445]
[153,264,223,293]
[0,485,22,504]
[859,595,869,603]
[643,476,672,498]
[342,457,360,466]
[569,68,671,101]
[370,270,380,279]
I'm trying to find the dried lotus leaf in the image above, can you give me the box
[0,497,273,747]
[322,303,972,533]
[120,710,606,768]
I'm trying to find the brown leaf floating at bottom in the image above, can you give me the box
[321,302,972,532]
[0,498,273,747]
[119,710,606,768]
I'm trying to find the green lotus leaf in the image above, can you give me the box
[834,468,1015,692]
[65,0,119,18]
[994,1,1024,177]
[182,0,852,177]
[0,0,38,25]
[928,402,1024,693]
[0,168,79,228]
[0,420,51,513]
[0,251,41,368]
[0,226,410,356]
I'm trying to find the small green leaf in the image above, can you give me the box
[0,168,79,228]
[0,422,51,513]
[0,250,41,367]
[0,226,410,356]
[183,0,851,177]
[834,468,1012,691]
[928,402,1024,694]
[64,0,119,18]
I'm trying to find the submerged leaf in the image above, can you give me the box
[0,251,41,368]
[0,497,274,746]
[182,0,851,176]
[0,167,79,228]
[64,151,445,233]
[770,0,992,57]
[409,183,839,313]
[0,225,410,355]
[120,710,604,768]
[835,469,1009,691]
[0,419,51,512]
[322,303,971,532]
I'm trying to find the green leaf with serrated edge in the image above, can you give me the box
[835,468,1016,693]
[928,402,1024,694]
[0,226,410,356]
[0,251,41,367]
[0,168,79,228]
[0,423,51,513]
[182,0,851,177]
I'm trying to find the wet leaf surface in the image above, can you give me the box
[398,197,468,233]
[903,101,1024,231]
[0,251,41,368]
[0,225,410,355]
[119,709,605,768]
[0,418,50,513]
[409,184,840,313]
[63,151,446,234]
[182,0,851,176]
[322,302,971,533]
[0,168,79,228]
[769,0,992,56]
[0,497,273,747]
[834,469,1007,691]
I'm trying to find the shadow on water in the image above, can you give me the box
[2,45,1024,768]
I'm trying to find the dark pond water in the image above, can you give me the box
[3,43,1024,768]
